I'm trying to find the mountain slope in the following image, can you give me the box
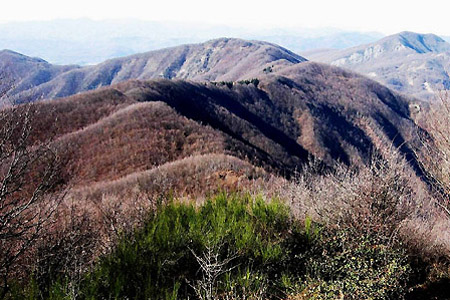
[21,61,423,194]
[3,38,306,104]
[0,50,78,102]
[305,32,450,99]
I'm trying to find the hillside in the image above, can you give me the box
[0,50,78,103]
[20,61,423,195]
[304,31,450,100]
[2,38,306,104]
[0,38,427,201]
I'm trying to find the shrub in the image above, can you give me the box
[211,81,234,88]
[78,193,294,300]
[11,193,417,300]
[237,78,260,87]
[263,66,273,74]
[299,229,411,299]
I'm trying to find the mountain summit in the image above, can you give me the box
[371,31,450,55]
[305,32,450,100]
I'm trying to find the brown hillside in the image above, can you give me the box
[14,61,425,194]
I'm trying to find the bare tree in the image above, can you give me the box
[34,200,97,300]
[417,91,450,215]
[190,239,239,300]
[0,103,61,298]
[0,71,16,107]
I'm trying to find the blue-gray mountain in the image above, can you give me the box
[304,32,450,100]
[0,19,382,65]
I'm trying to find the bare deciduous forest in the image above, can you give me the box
[2,40,450,299]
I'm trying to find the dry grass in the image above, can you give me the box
[70,154,270,201]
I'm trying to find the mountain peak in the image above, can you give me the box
[0,49,21,56]
[305,31,450,100]
[385,31,449,53]
[0,49,49,64]
[200,37,306,64]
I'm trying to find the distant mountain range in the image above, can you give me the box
[3,25,450,102]
[304,31,450,100]
[0,19,383,65]
[3,32,445,106]
[1,38,306,104]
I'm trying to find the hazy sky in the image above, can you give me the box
[2,0,450,35]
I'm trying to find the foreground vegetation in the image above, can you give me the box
[8,193,416,299]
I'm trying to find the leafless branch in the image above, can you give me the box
[0,102,62,298]
[189,238,239,300]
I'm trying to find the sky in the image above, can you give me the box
[1,0,450,35]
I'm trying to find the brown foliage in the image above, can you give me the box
[34,201,99,297]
